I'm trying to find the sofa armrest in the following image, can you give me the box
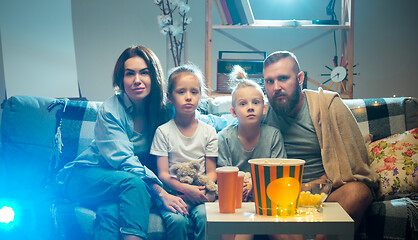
[1,95,60,196]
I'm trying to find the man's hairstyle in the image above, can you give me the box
[263,50,301,74]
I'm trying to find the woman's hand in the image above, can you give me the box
[181,185,209,205]
[159,190,189,215]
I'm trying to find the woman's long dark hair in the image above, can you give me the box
[112,45,169,149]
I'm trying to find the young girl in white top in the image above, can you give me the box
[151,64,218,240]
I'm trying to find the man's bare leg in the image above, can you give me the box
[326,181,373,231]
[236,235,254,240]
[222,235,235,240]
[223,235,254,240]
[268,234,303,240]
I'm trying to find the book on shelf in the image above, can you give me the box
[225,0,241,24]
[214,0,227,25]
[240,0,255,25]
[218,0,233,25]
[214,0,254,25]
[233,0,248,24]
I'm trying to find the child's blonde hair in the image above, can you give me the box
[167,63,207,98]
[229,65,264,107]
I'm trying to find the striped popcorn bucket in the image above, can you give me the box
[249,158,305,216]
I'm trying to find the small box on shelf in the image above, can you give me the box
[216,51,266,94]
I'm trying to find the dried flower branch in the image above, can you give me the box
[155,0,192,67]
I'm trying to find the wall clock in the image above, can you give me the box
[320,56,358,93]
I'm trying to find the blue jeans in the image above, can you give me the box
[160,203,206,240]
[65,166,152,240]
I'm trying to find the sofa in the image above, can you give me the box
[1,94,417,240]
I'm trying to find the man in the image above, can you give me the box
[262,51,377,237]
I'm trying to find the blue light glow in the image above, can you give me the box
[0,206,15,224]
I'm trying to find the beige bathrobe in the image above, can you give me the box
[304,88,378,190]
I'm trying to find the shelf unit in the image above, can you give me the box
[204,0,354,99]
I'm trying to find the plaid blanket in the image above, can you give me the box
[50,99,102,175]
[357,194,418,240]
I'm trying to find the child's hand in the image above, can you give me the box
[205,188,217,202]
[182,185,209,205]
[242,178,253,202]
[160,190,189,215]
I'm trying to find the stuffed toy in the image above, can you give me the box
[170,161,218,202]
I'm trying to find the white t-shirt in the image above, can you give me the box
[150,119,218,176]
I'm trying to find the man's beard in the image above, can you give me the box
[268,86,300,115]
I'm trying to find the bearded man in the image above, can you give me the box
[262,51,377,239]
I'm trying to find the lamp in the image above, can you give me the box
[0,206,14,224]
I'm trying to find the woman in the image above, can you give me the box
[57,45,188,240]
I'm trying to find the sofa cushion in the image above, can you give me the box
[368,128,418,197]
[343,97,412,141]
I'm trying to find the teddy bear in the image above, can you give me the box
[169,161,218,203]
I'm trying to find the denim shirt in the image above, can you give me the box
[57,93,164,186]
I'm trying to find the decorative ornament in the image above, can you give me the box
[155,0,191,67]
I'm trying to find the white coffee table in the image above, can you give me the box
[205,202,354,240]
